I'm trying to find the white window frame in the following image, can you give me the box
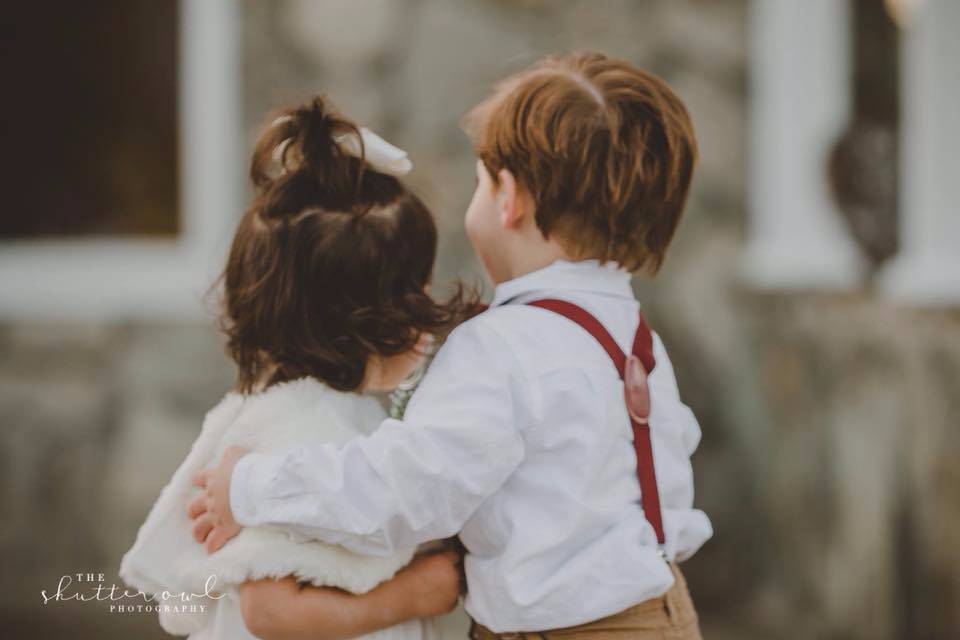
[0,0,242,321]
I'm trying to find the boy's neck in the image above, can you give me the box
[498,241,572,284]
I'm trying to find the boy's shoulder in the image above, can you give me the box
[451,302,548,344]
[439,302,584,377]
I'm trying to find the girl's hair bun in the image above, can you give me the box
[250,96,366,218]
[220,94,478,394]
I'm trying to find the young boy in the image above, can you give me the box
[192,51,711,638]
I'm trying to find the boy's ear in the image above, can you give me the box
[496,168,532,229]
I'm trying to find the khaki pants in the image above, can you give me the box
[468,563,702,640]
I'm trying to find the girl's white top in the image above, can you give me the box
[119,378,439,640]
[229,259,714,632]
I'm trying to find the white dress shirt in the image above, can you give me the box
[230,259,712,632]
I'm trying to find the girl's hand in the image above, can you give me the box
[395,549,465,618]
[187,445,250,554]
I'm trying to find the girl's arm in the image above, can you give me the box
[240,549,463,640]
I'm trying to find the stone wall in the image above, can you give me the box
[0,323,234,638]
[2,1,958,638]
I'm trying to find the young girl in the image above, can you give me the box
[120,96,469,639]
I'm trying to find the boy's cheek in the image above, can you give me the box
[464,186,511,282]
[464,207,482,246]
[464,211,494,277]
[464,186,498,241]
[465,211,497,266]
[463,194,486,244]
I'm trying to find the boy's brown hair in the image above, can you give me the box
[464,51,698,274]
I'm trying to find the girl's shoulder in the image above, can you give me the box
[216,378,387,451]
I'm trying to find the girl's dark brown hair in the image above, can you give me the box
[220,96,470,394]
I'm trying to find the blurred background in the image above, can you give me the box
[1,1,958,638]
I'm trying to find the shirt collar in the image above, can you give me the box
[491,259,634,307]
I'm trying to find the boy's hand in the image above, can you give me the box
[187,445,249,554]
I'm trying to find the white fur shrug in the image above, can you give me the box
[119,378,422,637]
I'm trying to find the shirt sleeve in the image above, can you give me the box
[228,316,528,556]
[648,330,702,456]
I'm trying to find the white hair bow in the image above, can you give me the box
[270,115,412,177]
[337,127,413,177]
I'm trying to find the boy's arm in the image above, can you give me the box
[228,318,526,555]
[240,549,464,640]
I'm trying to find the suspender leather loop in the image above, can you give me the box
[525,298,666,546]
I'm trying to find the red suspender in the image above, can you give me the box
[526,298,666,546]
